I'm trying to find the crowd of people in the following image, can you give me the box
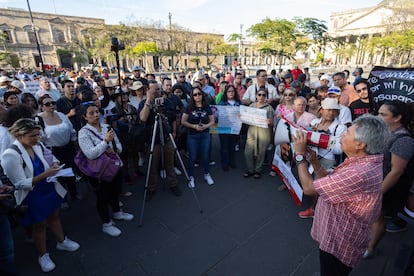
[0,64,413,275]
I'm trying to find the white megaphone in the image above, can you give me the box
[274,117,335,150]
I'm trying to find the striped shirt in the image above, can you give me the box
[311,154,383,267]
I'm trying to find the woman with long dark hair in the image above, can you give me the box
[78,104,134,237]
[217,84,241,170]
[365,100,414,258]
[181,87,215,187]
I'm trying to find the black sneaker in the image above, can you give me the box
[170,186,182,197]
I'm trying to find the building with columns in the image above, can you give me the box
[327,0,414,66]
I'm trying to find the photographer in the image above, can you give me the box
[138,80,182,200]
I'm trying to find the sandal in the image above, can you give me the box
[243,171,254,178]
[253,173,261,179]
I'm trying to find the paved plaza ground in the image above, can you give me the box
[13,136,414,275]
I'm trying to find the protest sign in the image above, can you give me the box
[215,105,242,134]
[239,105,268,128]
[368,66,414,106]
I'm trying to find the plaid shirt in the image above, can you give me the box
[311,154,383,267]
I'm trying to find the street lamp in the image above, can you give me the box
[26,0,45,72]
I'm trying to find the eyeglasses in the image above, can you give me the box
[192,93,202,97]
[284,93,295,96]
[43,101,56,107]
[356,87,368,93]
[179,76,185,78]
[257,94,266,97]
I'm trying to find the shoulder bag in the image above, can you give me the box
[74,129,122,182]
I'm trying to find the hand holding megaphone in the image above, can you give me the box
[274,117,335,150]
[292,130,308,154]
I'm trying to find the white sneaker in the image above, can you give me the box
[113,211,134,221]
[56,237,80,252]
[138,158,145,167]
[188,176,195,188]
[102,221,122,237]
[269,171,276,177]
[204,173,214,185]
[235,145,240,152]
[38,253,56,272]
[174,167,182,175]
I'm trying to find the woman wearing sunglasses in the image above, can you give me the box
[181,87,215,187]
[38,95,79,201]
[1,118,79,272]
[275,88,296,119]
[244,87,275,179]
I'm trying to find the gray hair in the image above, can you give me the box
[294,96,307,105]
[353,114,389,154]
[9,118,42,137]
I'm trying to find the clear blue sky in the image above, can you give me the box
[3,0,381,38]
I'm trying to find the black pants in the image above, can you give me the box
[319,249,352,276]
[52,143,77,197]
[88,170,122,224]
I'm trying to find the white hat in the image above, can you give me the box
[320,74,331,81]
[327,86,341,95]
[129,81,143,91]
[131,65,144,71]
[321,98,340,110]
[10,80,24,92]
[0,76,13,83]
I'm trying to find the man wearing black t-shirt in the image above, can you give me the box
[349,78,376,121]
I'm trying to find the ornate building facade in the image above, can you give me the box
[328,0,414,66]
[0,7,224,72]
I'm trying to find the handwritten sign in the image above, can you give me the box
[23,81,40,95]
[368,66,414,106]
[215,105,242,134]
[239,105,268,128]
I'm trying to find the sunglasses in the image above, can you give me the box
[356,87,368,93]
[179,76,185,78]
[284,93,294,96]
[192,93,203,97]
[227,90,235,93]
[257,94,266,97]
[43,101,56,107]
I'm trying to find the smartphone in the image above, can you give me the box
[57,163,66,169]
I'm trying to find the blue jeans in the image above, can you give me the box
[0,214,17,275]
[187,132,210,176]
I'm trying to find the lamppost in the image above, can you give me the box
[26,0,45,72]
[168,12,173,71]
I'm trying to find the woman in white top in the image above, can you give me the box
[78,103,134,237]
[1,118,79,273]
[38,95,79,199]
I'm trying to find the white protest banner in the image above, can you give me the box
[239,105,268,128]
[23,81,40,95]
[271,153,303,205]
[215,105,242,134]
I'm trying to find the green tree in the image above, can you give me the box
[132,41,161,72]
[248,18,300,66]
[294,17,332,56]
[0,51,20,68]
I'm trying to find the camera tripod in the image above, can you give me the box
[138,111,203,227]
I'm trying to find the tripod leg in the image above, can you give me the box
[138,120,159,227]
[168,133,203,213]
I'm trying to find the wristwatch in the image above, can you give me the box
[295,154,306,164]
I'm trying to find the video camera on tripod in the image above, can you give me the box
[153,96,165,114]
[110,37,125,52]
